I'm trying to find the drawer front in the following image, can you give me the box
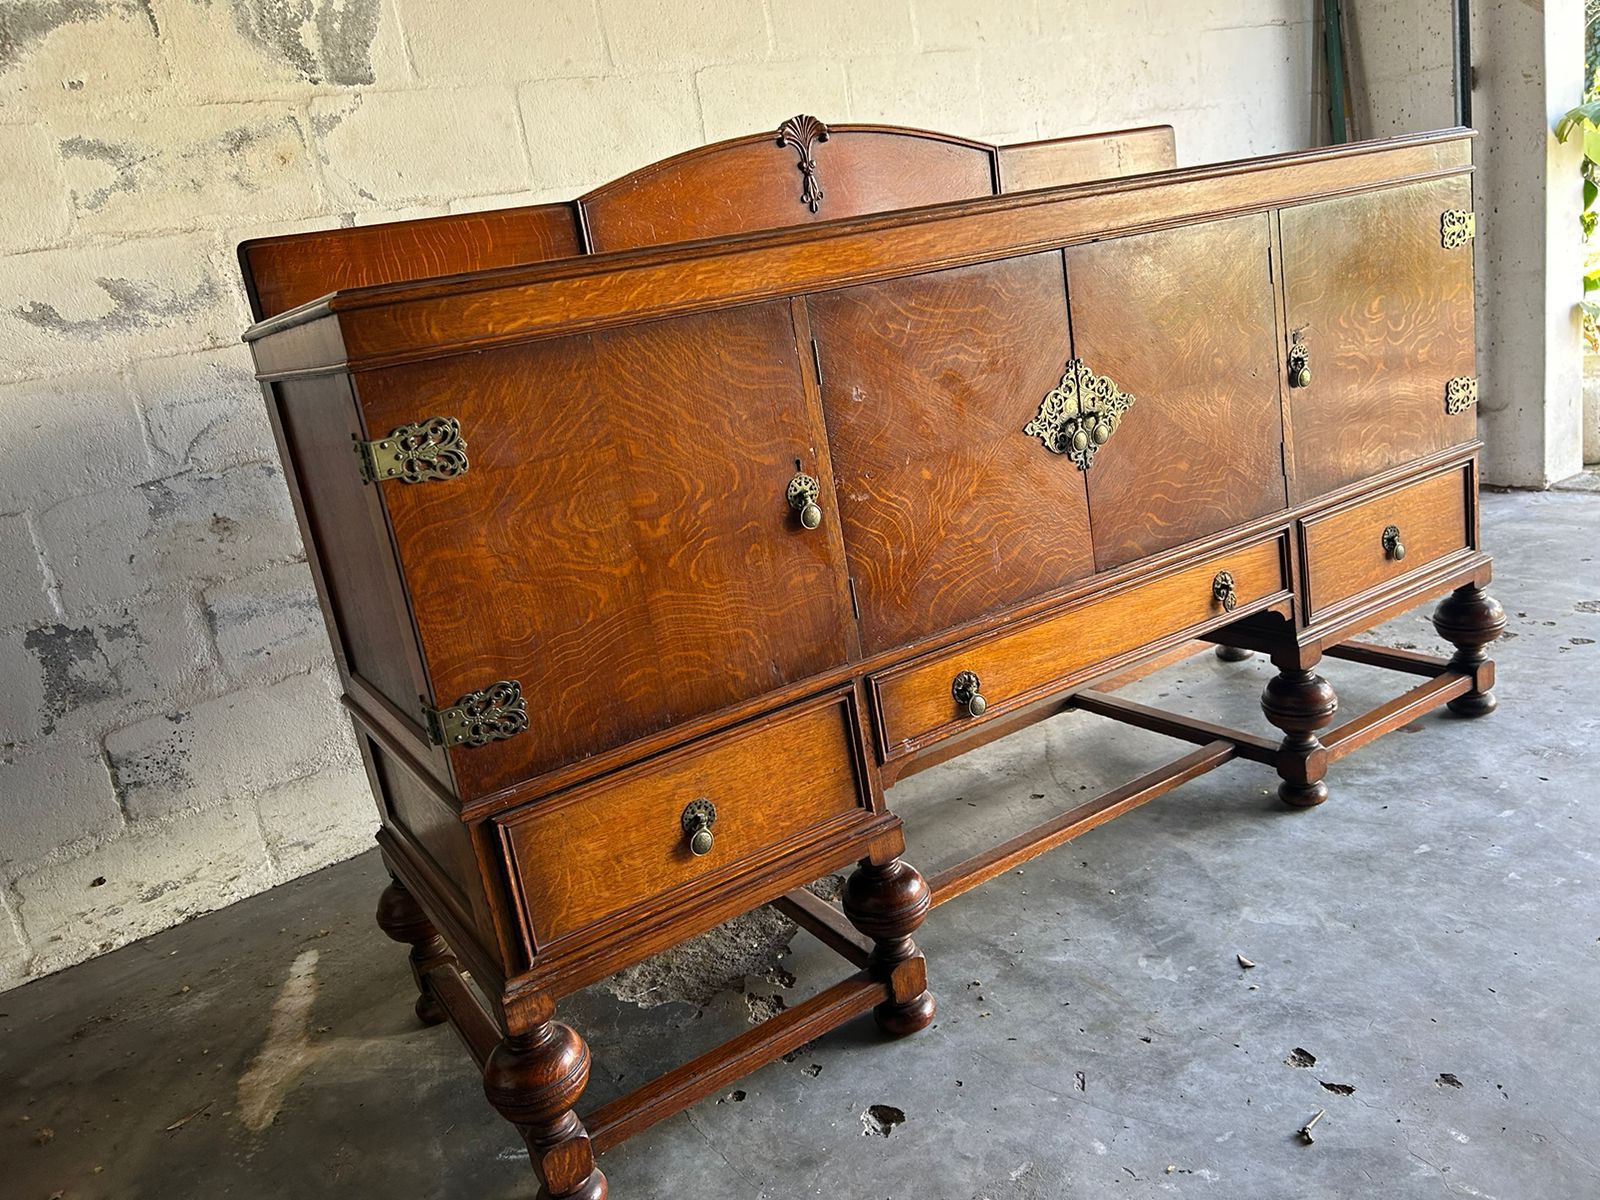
[497,691,869,951]
[873,536,1288,754]
[1301,466,1470,621]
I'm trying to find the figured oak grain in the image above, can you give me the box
[1301,464,1470,619]
[873,534,1288,753]
[497,692,867,949]
[808,253,1095,653]
[1281,176,1477,501]
[1066,215,1288,569]
[356,301,855,801]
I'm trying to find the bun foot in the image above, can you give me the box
[376,876,454,1026]
[1214,644,1254,663]
[875,989,936,1037]
[1279,779,1329,809]
[1433,584,1505,718]
[1260,658,1337,811]
[844,857,936,1041]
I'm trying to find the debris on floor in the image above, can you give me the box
[860,1105,906,1137]
[1298,1108,1326,1144]
[1285,1047,1317,1068]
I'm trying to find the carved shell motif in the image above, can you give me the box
[776,114,830,213]
[1023,359,1136,470]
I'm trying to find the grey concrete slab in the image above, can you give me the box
[3,489,1597,1200]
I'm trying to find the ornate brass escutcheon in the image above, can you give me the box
[1441,209,1477,249]
[1382,524,1406,561]
[424,680,528,748]
[1212,571,1239,613]
[951,670,987,718]
[1445,376,1478,415]
[1023,359,1135,470]
[681,797,717,857]
[1287,331,1311,389]
[786,472,822,529]
[355,416,468,484]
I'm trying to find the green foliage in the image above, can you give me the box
[1559,9,1600,344]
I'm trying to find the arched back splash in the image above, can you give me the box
[239,117,1176,320]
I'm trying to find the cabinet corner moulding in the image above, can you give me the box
[356,416,469,485]
[1022,358,1136,470]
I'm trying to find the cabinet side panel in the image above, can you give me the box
[272,376,434,722]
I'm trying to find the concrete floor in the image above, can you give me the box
[4,489,1597,1200]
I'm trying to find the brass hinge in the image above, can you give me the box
[1441,209,1476,249]
[1445,376,1479,415]
[355,416,468,484]
[423,680,528,748]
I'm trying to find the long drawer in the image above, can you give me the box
[1300,465,1471,622]
[871,534,1290,757]
[495,690,871,953]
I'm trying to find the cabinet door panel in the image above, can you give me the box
[1280,177,1476,501]
[1065,214,1287,570]
[358,303,854,799]
[809,254,1096,653]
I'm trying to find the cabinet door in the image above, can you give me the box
[1064,214,1288,570]
[809,254,1096,654]
[1280,177,1477,502]
[357,302,855,799]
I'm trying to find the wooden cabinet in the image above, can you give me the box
[1065,216,1288,568]
[1280,177,1478,501]
[242,119,1502,1200]
[355,302,857,799]
[810,253,1094,653]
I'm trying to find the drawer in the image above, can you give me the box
[872,535,1288,755]
[496,691,870,951]
[1301,466,1470,621]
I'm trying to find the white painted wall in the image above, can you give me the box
[0,0,1331,991]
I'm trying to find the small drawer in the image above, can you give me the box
[1301,466,1470,621]
[496,691,870,951]
[872,535,1288,755]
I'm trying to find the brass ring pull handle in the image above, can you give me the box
[786,473,822,529]
[681,798,717,857]
[1288,332,1311,389]
[1382,524,1406,561]
[952,670,987,717]
[1212,571,1239,613]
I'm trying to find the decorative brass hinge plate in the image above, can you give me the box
[1023,359,1136,470]
[777,114,829,213]
[1441,209,1476,249]
[1445,376,1479,415]
[356,417,468,484]
[424,680,528,748]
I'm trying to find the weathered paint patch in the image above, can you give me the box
[229,0,381,86]
[23,622,122,734]
[0,0,155,71]
[106,709,195,798]
[14,274,220,337]
[237,947,319,1132]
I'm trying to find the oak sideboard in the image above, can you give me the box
[240,117,1502,1198]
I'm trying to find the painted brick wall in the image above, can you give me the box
[0,0,1325,991]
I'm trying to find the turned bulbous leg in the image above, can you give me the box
[376,876,452,1026]
[1260,657,1339,809]
[1432,583,1506,717]
[843,857,936,1036]
[484,1017,606,1199]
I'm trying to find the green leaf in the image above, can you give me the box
[1587,124,1600,166]
[1557,99,1600,140]
[1586,177,1598,212]
[1586,267,1600,294]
